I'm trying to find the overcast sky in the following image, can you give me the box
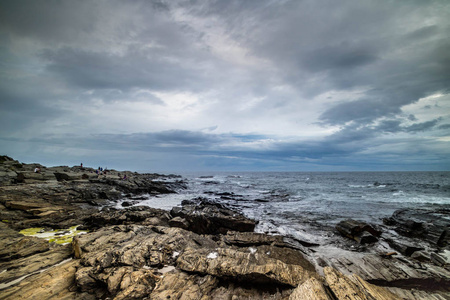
[1,0,449,172]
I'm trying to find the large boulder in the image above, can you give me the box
[176,247,316,287]
[336,219,380,244]
[170,200,256,234]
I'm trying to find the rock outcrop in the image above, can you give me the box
[335,219,381,244]
[169,199,257,234]
[1,156,449,299]
[383,208,450,248]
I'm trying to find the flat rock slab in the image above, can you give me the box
[289,277,332,300]
[324,267,402,300]
[176,247,316,287]
[170,200,257,234]
[0,245,71,284]
[0,259,94,300]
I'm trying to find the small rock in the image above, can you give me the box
[430,252,447,266]
[121,201,132,207]
[168,216,189,229]
[380,251,398,259]
[336,219,380,244]
[411,251,430,262]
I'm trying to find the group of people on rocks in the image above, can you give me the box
[95,166,108,176]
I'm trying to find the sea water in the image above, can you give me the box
[128,172,450,243]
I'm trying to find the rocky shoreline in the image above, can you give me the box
[0,156,449,299]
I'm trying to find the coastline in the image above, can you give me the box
[0,156,449,299]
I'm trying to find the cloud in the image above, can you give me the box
[40,47,208,92]
[301,44,378,73]
[0,0,449,171]
[404,118,441,132]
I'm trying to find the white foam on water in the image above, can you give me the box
[118,193,188,210]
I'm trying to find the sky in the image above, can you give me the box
[0,0,449,172]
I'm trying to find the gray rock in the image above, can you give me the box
[411,251,431,262]
[336,219,380,244]
[430,252,447,266]
[170,200,256,234]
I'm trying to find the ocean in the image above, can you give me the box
[123,171,450,245]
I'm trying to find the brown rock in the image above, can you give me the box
[289,277,332,300]
[176,247,315,287]
[4,200,46,211]
[170,200,256,234]
[0,235,49,261]
[0,245,71,284]
[323,267,402,300]
[168,216,189,229]
[336,219,380,244]
[151,271,219,300]
[0,259,94,300]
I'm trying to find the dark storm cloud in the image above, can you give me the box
[319,97,397,125]
[301,44,378,73]
[0,0,98,42]
[404,119,441,133]
[40,47,208,92]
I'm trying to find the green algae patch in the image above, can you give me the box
[19,226,88,245]
[19,227,45,235]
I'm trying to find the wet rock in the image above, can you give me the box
[384,238,423,256]
[383,208,450,248]
[170,200,256,234]
[430,252,447,266]
[411,250,431,262]
[336,219,380,244]
[121,201,132,207]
